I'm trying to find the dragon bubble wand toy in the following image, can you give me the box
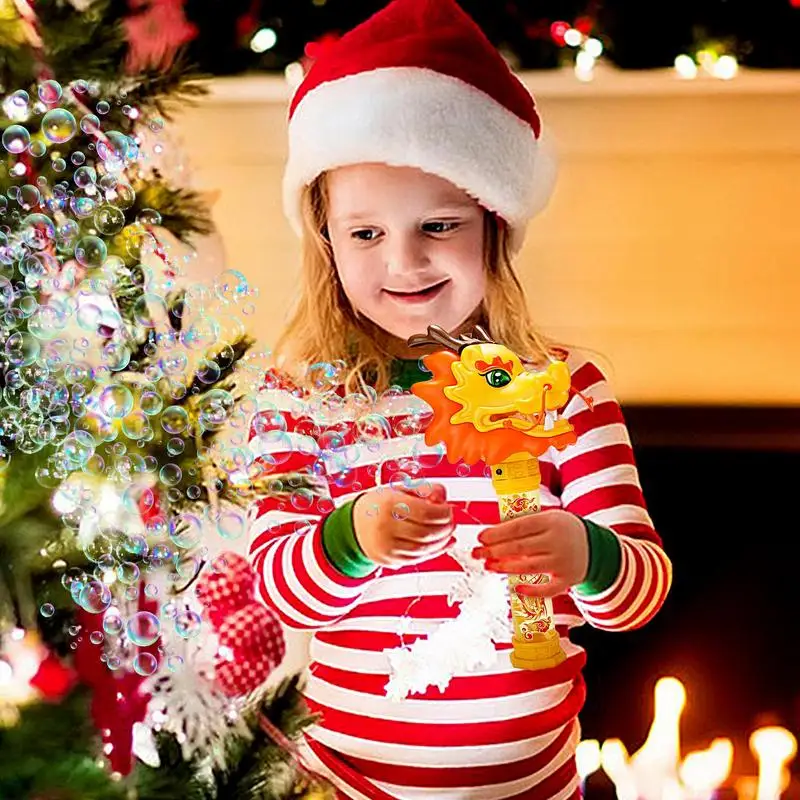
[407,324,589,670]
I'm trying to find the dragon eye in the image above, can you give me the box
[485,369,511,388]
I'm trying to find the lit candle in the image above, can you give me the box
[749,727,797,800]
[600,677,733,800]
[576,739,601,794]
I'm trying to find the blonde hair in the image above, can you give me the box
[272,173,567,395]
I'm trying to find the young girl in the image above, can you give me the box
[247,1,672,797]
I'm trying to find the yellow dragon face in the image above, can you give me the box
[411,342,579,465]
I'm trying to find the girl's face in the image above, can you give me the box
[326,164,486,345]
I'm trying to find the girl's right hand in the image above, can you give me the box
[352,483,455,567]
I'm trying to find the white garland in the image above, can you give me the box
[383,543,512,702]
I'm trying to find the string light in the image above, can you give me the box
[250,27,277,54]
[673,50,739,80]
[284,62,305,91]
[564,27,583,47]
[713,54,738,80]
[584,37,603,58]
[575,50,596,81]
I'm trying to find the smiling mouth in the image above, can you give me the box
[383,279,450,299]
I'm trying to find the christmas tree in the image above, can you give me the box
[0,1,332,797]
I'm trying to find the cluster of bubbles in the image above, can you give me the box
[0,79,264,675]
[256,357,486,523]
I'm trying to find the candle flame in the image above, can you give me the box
[636,677,686,769]
[576,739,601,781]
[596,677,734,800]
[601,739,638,800]
[750,726,797,800]
[679,738,734,794]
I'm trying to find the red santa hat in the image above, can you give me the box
[282,0,557,254]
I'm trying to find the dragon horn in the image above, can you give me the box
[406,325,464,352]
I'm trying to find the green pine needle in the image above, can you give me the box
[0,686,126,800]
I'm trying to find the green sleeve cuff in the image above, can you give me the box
[321,499,378,579]
[573,518,622,596]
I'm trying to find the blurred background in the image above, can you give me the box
[164,0,800,793]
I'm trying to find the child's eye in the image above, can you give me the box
[351,229,381,242]
[422,221,460,234]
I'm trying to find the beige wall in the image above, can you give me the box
[172,68,800,406]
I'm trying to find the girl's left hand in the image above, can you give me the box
[471,510,589,598]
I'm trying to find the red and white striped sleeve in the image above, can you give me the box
[246,371,376,630]
[555,355,672,632]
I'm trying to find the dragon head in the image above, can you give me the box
[408,325,579,465]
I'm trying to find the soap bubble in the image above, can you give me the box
[20,213,56,249]
[169,513,203,549]
[3,125,30,154]
[214,269,249,303]
[38,80,62,104]
[102,613,124,636]
[116,562,140,584]
[122,411,151,440]
[99,384,134,418]
[159,463,181,487]
[198,389,234,431]
[167,655,184,672]
[73,165,97,188]
[126,611,160,646]
[160,406,188,434]
[391,502,410,521]
[6,332,40,367]
[61,430,96,467]
[133,652,157,676]
[217,509,246,540]
[40,603,55,618]
[80,113,100,134]
[74,235,107,268]
[78,580,112,614]
[18,185,41,211]
[174,610,202,639]
[42,108,77,143]
[94,204,125,235]
[140,391,163,416]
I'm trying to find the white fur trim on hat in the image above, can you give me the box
[283,67,557,253]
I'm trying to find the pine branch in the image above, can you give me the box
[0,686,127,800]
[214,675,325,800]
[132,178,215,241]
[38,0,129,85]
[117,50,210,121]
[133,732,213,800]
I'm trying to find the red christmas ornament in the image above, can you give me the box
[215,602,285,698]
[137,486,165,528]
[574,15,594,35]
[29,651,77,701]
[73,584,160,776]
[194,552,256,627]
[550,20,569,46]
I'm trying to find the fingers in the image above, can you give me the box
[392,538,455,561]
[394,487,452,526]
[478,513,552,546]
[397,524,455,545]
[516,580,569,599]
[483,555,550,575]
[472,538,549,561]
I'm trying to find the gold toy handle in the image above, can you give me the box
[490,453,567,670]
